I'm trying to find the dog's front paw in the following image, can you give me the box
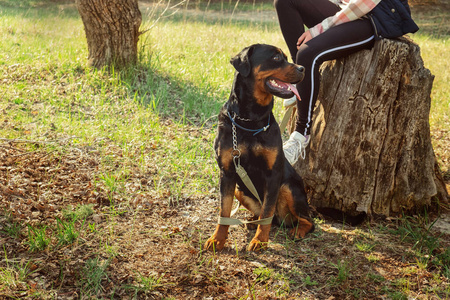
[247,238,268,252]
[204,225,229,252]
[247,224,271,251]
[204,237,226,252]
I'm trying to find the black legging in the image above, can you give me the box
[274,0,376,136]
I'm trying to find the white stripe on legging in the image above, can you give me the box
[303,35,375,136]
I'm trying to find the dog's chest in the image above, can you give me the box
[217,141,279,173]
[248,144,278,170]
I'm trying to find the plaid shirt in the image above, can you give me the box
[309,0,382,37]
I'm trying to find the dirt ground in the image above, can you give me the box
[1,134,449,299]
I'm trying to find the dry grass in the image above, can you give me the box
[1,126,449,299]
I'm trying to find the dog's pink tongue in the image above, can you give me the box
[288,83,301,101]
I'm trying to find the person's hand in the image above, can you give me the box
[297,30,312,49]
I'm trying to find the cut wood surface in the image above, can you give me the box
[293,38,449,217]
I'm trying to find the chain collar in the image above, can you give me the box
[227,111,270,137]
[228,112,264,205]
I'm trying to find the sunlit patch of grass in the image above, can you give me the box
[366,253,380,262]
[122,272,165,296]
[55,217,80,246]
[62,204,95,221]
[414,34,450,129]
[26,224,51,252]
[253,266,291,297]
[0,253,37,291]
[355,242,376,252]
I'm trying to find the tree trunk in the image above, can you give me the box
[293,38,449,217]
[76,0,142,69]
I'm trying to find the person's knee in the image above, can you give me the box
[295,45,315,66]
[274,0,290,12]
[273,0,281,11]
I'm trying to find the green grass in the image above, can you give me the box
[26,224,51,252]
[122,272,166,297]
[0,212,22,238]
[62,204,95,221]
[0,252,37,291]
[79,257,110,297]
[56,217,80,246]
[413,33,450,129]
[330,260,351,285]
[392,213,450,278]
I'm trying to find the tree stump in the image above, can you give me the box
[76,0,142,69]
[293,38,449,217]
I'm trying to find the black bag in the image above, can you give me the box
[369,0,419,39]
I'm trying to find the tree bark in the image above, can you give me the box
[76,0,142,69]
[293,38,449,217]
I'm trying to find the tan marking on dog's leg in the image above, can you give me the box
[276,185,295,226]
[219,146,248,172]
[235,188,261,230]
[204,224,229,251]
[248,223,272,251]
[284,187,313,238]
[247,203,276,251]
[219,147,233,172]
[235,188,262,216]
[290,218,314,239]
[278,185,313,238]
[205,175,236,251]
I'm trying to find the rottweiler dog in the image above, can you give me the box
[204,44,315,252]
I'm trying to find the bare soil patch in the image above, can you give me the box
[1,141,449,299]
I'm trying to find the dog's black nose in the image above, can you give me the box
[297,65,305,73]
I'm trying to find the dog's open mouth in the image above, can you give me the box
[266,78,301,100]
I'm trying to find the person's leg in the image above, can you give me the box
[273,0,340,61]
[295,18,376,136]
[284,18,376,164]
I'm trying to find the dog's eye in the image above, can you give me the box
[273,54,282,61]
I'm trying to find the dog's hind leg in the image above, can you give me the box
[277,184,314,239]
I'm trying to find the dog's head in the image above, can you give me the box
[230,44,304,106]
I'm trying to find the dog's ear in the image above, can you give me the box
[230,45,255,77]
